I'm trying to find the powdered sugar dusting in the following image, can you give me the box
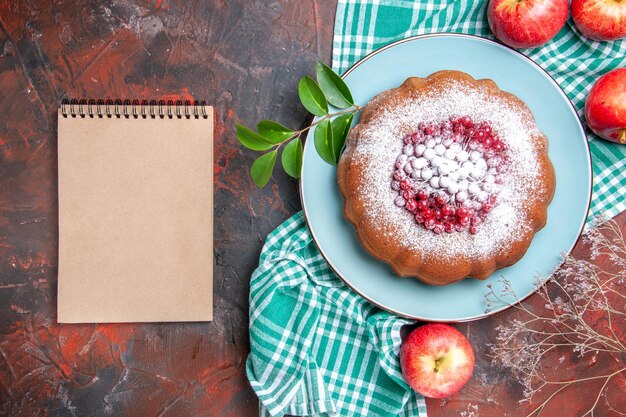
[346,81,544,261]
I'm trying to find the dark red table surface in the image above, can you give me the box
[0,1,623,416]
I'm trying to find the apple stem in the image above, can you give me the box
[434,358,442,373]
[619,129,626,144]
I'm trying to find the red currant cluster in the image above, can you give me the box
[392,115,509,235]
[400,179,498,234]
[452,116,507,155]
[403,116,507,155]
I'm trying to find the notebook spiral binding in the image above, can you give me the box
[60,99,210,119]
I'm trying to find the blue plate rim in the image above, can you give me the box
[299,33,592,322]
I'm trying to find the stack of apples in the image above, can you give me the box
[487,0,626,144]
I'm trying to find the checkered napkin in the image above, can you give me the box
[246,213,427,417]
[247,2,626,416]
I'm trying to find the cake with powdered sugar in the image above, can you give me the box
[337,70,555,285]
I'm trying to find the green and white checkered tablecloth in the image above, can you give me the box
[247,2,626,416]
[246,213,426,417]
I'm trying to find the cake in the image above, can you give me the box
[337,70,555,286]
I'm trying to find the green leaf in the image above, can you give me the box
[316,61,354,109]
[330,113,354,164]
[314,119,335,165]
[281,138,303,178]
[257,120,293,143]
[250,150,277,188]
[298,77,328,116]
[236,123,274,151]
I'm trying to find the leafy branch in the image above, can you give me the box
[236,61,363,187]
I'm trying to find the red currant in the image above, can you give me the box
[393,170,406,181]
[400,180,412,190]
[405,199,417,213]
[469,224,480,234]
[435,193,449,205]
[417,189,429,200]
[441,204,455,217]
[461,115,473,128]
[424,218,436,230]
[424,125,437,135]
[444,222,455,233]
[411,131,424,144]
[457,207,470,218]
[433,223,444,234]
[482,202,494,213]
[402,190,415,200]
[417,199,429,211]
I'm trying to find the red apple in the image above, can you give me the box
[400,323,474,399]
[487,0,569,48]
[585,68,626,144]
[572,0,626,41]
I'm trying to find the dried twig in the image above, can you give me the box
[485,218,626,417]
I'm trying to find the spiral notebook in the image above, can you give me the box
[57,100,214,323]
